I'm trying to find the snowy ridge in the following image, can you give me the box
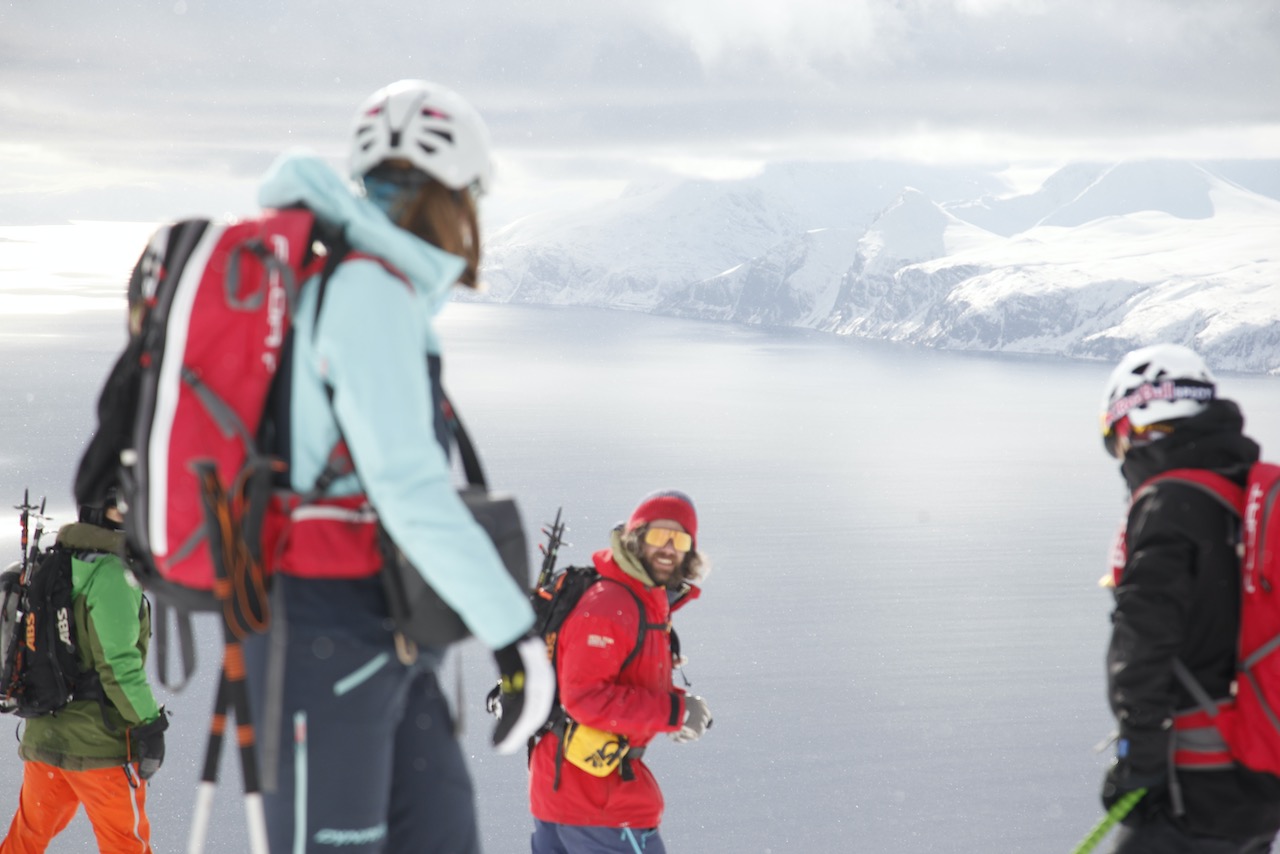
[478,159,1280,374]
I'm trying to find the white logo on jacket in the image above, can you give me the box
[587,635,614,649]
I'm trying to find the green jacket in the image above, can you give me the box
[19,523,161,770]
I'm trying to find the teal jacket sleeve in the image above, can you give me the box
[314,262,534,650]
[81,556,161,726]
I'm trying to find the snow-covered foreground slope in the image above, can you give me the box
[480,160,1280,373]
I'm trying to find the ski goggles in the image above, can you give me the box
[642,528,693,552]
[1101,414,1132,459]
[1102,415,1175,459]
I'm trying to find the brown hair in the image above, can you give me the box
[397,180,482,288]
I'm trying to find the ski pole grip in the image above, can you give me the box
[1070,788,1147,854]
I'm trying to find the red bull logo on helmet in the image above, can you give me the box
[1105,379,1215,430]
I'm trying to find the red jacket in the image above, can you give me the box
[529,545,697,828]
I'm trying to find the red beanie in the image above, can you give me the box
[627,490,698,547]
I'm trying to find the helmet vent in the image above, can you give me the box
[348,81,491,189]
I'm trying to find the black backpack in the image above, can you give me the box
[0,545,86,718]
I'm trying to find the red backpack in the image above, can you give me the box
[1133,463,1280,776]
[77,207,528,673]
[78,211,334,595]
[73,210,352,678]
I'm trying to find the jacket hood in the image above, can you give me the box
[1120,399,1260,491]
[607,528,656,588]
[56,522,126,555]
[257,150,466,312]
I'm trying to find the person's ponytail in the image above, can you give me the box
[399,181,481,288]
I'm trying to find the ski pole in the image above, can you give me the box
[190,462,270,854]
[15,490,34,578]
[1070,788,1147,854]
[29,497,48,559]
[534,508,566,593]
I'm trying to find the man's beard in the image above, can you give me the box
[640,556,679,589]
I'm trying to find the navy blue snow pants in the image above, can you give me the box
[245,575,478,854]
[531,820,666,854]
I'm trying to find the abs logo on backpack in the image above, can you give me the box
[56,606,72,649]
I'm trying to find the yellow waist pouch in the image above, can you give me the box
[562,720,630,777]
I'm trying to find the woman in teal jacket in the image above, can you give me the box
[1,510,167,854]
[243,80,554,854]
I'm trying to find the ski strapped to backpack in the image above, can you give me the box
[1131,462,1280,776]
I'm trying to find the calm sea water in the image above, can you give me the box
[2,299,1278,853]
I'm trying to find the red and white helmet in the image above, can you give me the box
[349,80,493,194]
[1100,343,1216,456]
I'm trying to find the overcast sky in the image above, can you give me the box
[2,0,1278,227]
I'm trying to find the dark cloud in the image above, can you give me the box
[2,0,1277,224]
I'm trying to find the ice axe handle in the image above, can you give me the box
[1070,788,1147,854]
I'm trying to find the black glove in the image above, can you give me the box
[130,709,170,781]
[1100,728,1168,819]
[491,633,556,754]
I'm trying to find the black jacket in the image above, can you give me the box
[1111,399,1280,841]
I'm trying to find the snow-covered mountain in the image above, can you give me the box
[479,159,1280,374]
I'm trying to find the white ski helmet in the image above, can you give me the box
[1101,343,1216,455]
[349,80,493,194]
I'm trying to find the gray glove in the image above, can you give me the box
[130,709,169,781]
[670,695,713,744]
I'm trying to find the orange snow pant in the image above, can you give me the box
[0,760,151,854]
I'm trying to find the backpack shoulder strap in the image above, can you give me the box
[597,578,669,674]
[311,236,354,328]
[1135,468,1246,516]
[310,243,408,327]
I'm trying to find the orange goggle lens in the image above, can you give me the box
[642,528,692,552]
